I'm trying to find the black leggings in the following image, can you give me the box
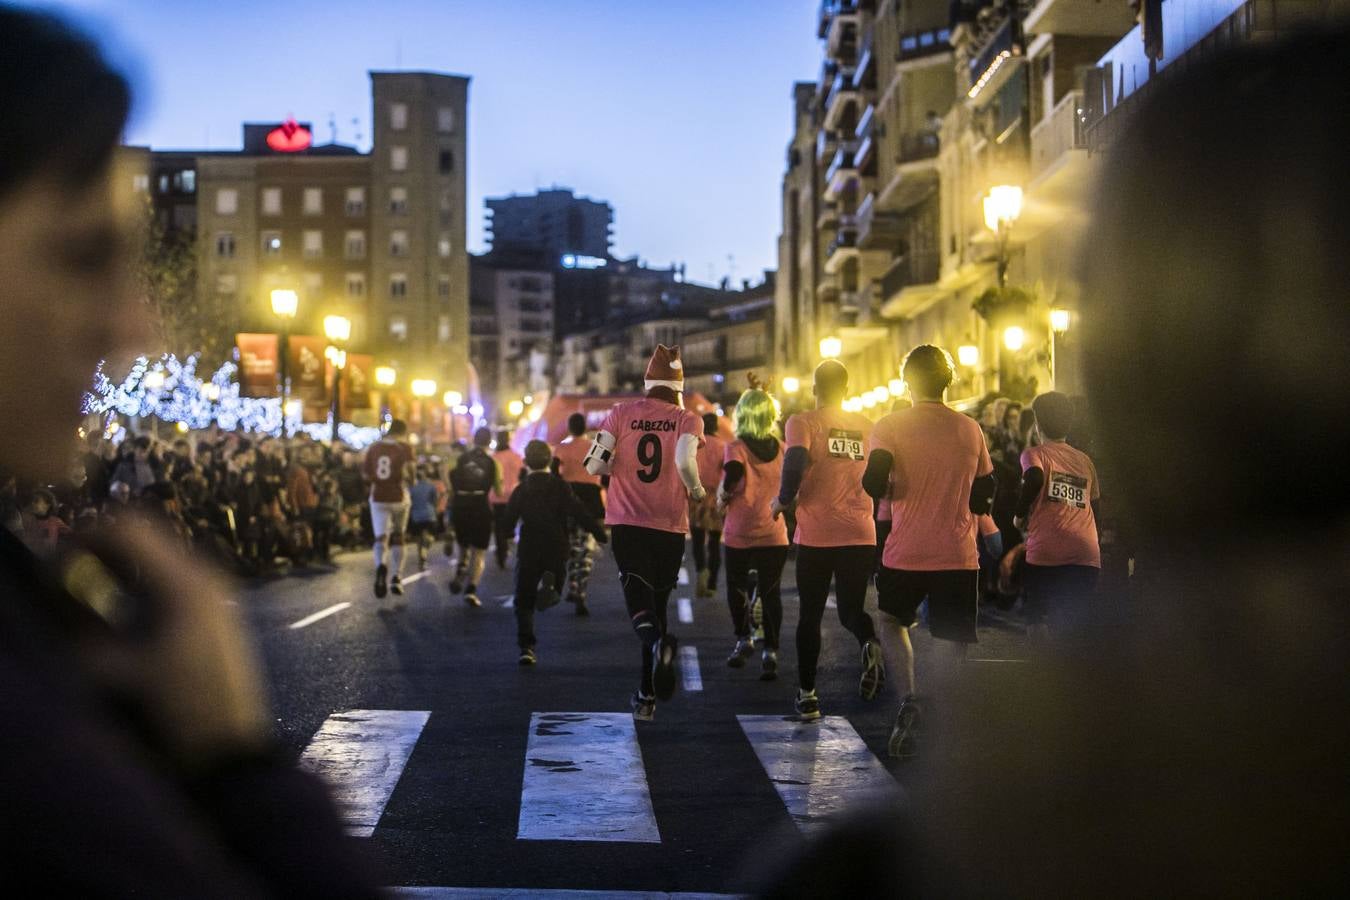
[690,527,722,583]
[610,524,686,693]
[795,544,878,691]
[492,503,514,566]
[724,544,788,649]
[514,546,566,649]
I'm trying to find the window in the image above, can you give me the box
[215,274,237,294]
[132,174,149,193]
[390,229,409,257]
[438,235,452,258]
[389,316,408,342]
[261,231,282,256]
[390,146,408,172]
[157,174,170,194]
[174,170,196,193]
[214,232,235,258]
[439,189,453,225]
[438,315,452,343]
[303,229,323,259]
[389,187,408,215]
[303,271,322,294]
[345,186,365,216]
[390,102,408,130]
[303,187,323,215]
[437,106,455,133]
[438,150,454,174]
[345,230,366,259]
[260,187,281,216]
[346,273,366,298]
[437,274,450,297]
[215,188,238,215]
[390,273,408,298]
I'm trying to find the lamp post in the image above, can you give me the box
[1049,308,1071,388]
[983,185,1023,289]
[323,314,351,445]
[270,289,298,434]
[443,390,463,443]
[375,365,396,425]
[411,379,437,445]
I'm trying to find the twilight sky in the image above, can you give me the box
[29,0,821,286]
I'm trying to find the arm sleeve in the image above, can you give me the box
[675,433,703,495]
[506,484,524,531]
[862,450,894,500]
[969,472,996,515]
[583,430,617,476]
[778,446,809,504]
[722,459,747,493]
[1016,467,1045,519]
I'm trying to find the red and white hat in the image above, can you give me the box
[644,344,684,393]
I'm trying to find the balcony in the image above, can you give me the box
[823,70,860,131]
[898,27,953,64]
[856,192,904,250]
[1024,0,1136,38]
[816,201,839,233]
[966,17,1022,103]
[826,2,861,61]
[1030,89,1086,183]
[854,105,877,174]
[824,219,860,275]
[824,141,858,189]
[877,132,940,212]
[854,38,876,90]
[878,248,941,316]
[815,129,839,163]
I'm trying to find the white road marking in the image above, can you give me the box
[399,570,429,585]
[679,645,703,692]
[389,889,741,899]
[826,594,837,609]
[676,597,694,624]
[737,715,900,836]
[518,712,660,844]
[502,597,515,609]
[298,709,430,837]
[288,602,352,630]
[677,567,689,586]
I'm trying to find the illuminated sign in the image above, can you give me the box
[266,118,312,153]
[561,254,607,270]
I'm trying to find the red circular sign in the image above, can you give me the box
[266,119,312,153]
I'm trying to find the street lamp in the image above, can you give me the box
[1003,325,1026,352]
[507,399,525,418]
[323,314,351,444]
[411,379,436,444]
[819,336,842,360]
[781,376,800,395]
[1049,308,1071,388]
[957,344,980,367]
[271,289,298,434]
[983,185,1023,289]
[375,366,396,387]
[887,378,904,397]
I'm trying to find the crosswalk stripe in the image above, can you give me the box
[825,594,837,609]
[737,715,900,836]
[518,712,660,844]
[679,645,703,692]
[400,570,429,585]
[676,597,694,624]
[677,567,690,586]
[299,709,431,837]
[288,602,351,630]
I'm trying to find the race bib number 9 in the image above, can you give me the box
[1047,471,1088,509]
[826,429,865,461]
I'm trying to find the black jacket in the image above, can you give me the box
[506,471,606,557]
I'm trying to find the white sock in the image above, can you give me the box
[390,543,404,576]
[374,541,385,569]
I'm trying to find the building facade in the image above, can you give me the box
[485,187,614,260]
[469,254,556,407]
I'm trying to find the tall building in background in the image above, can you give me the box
[485,188,613,261]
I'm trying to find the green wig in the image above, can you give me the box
[733,388,780,441]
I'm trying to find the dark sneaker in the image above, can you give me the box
[760,649,779,681]
[651,635,679,701]
[537,572,560,611]
[889,696,922,760]
[794,689,822,722]
[518,647,537,666]
[859,639,886,700]
[631,691,656,722]
[449,576,464,594]
[374,564,388,599]
[726,638,754,668]
[390,575,404,596]
[464,587,482,608]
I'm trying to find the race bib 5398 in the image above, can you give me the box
[826,429,865,461]
[1047,471,1088,509]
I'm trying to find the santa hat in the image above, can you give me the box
[644,344,684,393]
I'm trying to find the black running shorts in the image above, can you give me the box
[451,504,493,549]
[876,566,979,643]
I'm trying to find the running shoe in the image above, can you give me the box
[390,575,404,596]
[726,638,754,668]
[696,568,710,599]
[651,635,679,701]
[749,575,764,647]
[449,576,464,594]
[859,639,886,700]
[464,586,482,608]
[518,647,537,666]
[794,688,822,722]
[760,649,778,681]
[889,696,922,760]
[537,571,560,611]
[374,563,388,599]
[631,691,656,722]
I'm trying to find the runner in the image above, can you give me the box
[491,430,525,570]
[718,387,788,680]
[584,345,706,722]
[363,419,414,608]
[690,412,726,599]
[448,427,500,607]
[772,360,883,722]
[863,345,995,759]
[1013,391,1100,641]
[407,464,439,571]
[552,412,605,615]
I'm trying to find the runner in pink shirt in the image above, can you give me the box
[490,431,526,570]
[690,412,727,599]
[1013,392,1101,638]
[773,360,884,722]
[584,345,706,722]
[862,345,996,759]
[717,388,788,680]
[553,413,606,614]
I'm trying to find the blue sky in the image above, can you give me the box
[30,0,821,286]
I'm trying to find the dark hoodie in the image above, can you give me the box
[722,435,779,492]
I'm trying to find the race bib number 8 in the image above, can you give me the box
[826,429,865,461]
[1047,471,1088,508]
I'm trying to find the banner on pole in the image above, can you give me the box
[288,335,328,403]
[236,333,278,399]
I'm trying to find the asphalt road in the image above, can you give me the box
[242,542,1030,897]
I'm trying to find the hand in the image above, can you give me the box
[770,497,793,521]
[1013,515,1027,532]
[688,485,707,502]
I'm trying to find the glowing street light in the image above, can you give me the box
[323,314,352,343]
[984,184,1023,290]
[958,344,980,367]
[270,289,299,435]
[443,390,462,407]
[887,378,904,397]
[270,289,298,319]
[1003,326,1026,352]
[819,336,842,359]
[411,379,437,398]
[781,376,801,394]
[375,366,397,387]
[507,399,525,417]
[1050,308,1071,333]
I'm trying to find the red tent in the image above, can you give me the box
[510,392,733,452]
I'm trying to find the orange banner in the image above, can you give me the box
[288,335,328,403]
[236,333,279,398]
[344,353,373,412]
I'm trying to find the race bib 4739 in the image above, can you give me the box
[826,429,865,461]
[1047,471,1088,509]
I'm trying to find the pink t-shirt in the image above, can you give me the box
[600,397,704,534]
[785,407,877,548]
[1021,442,1101,567]
[696,434,727,493]
[870,402,993,571]
[722,440,789,549]
[554,436,601,486]
[491,449,525,504]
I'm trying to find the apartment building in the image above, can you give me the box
[485,187,614,260]
[469,253,556,407]
[682,275,776,405]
